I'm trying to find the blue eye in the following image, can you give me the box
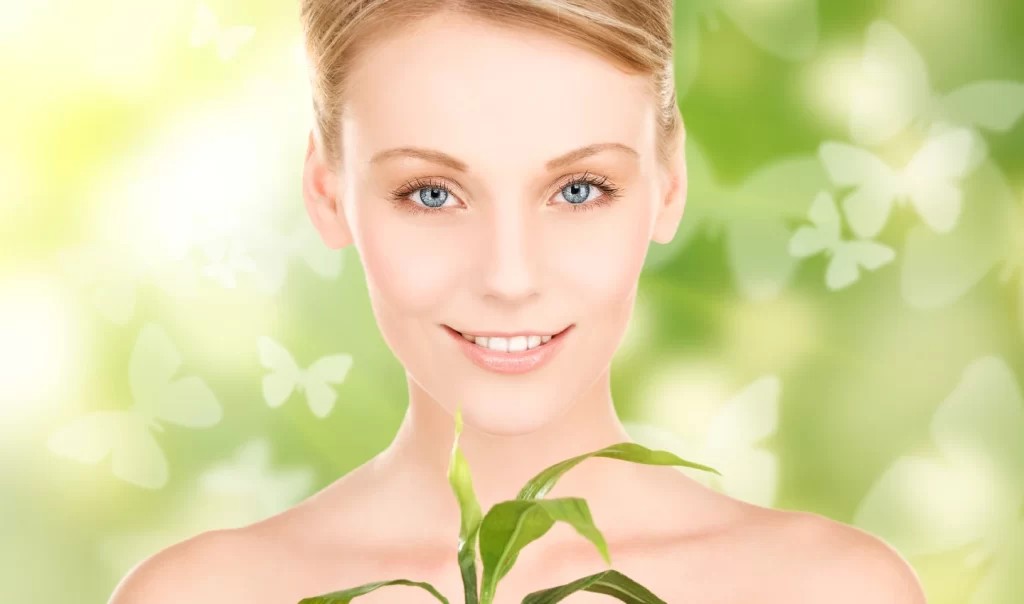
[559,181,594,204]
[418,187,449,208]
[390,177,458,213]
[552,172,623,212]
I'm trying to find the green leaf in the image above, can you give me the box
[448,404,483,604]
[521,569,667,604]
[517,442,720,501]
[478,497,610,604]
[297,579,450,603]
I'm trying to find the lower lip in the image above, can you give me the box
[442,324,574,375]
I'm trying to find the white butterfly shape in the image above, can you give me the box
[47,323,221,489]
[198,437,316,517]
[55,242,199,325]
[246,216,344,295]
[624,375,781,507]
[257,336,353,418]
[642,134,830,302]
[850,20,1024,147]
[789,191,895,291]
[899,161,1018,311]
[675,0,819,97]
[853,356,1024,604]
[818,127,979,239]
[190,2,256,61]
[99,438,314,579]
[198,235,258,289]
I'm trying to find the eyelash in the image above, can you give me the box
[387,172,624,216]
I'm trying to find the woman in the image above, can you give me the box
[110,1,927,602]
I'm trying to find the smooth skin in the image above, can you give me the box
[109,12,927,604]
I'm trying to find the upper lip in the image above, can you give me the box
[445,325,572,338]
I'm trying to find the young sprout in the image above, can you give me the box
[297,405,720,603]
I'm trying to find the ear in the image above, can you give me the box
[303,129,354,249]
[651,119,687,245]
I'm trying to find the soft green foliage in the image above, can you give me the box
[516,442,721,501]
[486,441,721,598]
[297,412,718,603]
[520,570,666,604]
[296,579,451,603]
[478,497,610,603]
[448,405,484,604]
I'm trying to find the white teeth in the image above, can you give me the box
[456,329,558,351]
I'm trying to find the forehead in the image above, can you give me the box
[340,13,655,172]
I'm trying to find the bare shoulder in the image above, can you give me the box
[107,527,260,604]
[105,488,372,604]
[761,508,928,604]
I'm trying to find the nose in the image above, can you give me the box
[479,201,541,304]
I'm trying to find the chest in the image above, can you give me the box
[263,547,776,604]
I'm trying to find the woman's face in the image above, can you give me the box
[304,12,685,436]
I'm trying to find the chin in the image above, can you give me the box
[446,383,574,437]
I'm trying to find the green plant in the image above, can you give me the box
[298,405,720,603]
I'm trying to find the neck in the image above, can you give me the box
[371,367,637,529]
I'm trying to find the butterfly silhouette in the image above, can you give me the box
[899,161,1018,312]
[854,356,1024,604]
[190,2,255,61]
[246,216,344,295]
[257,336,353,418]
[198,235,258,289]
[198,437,316,516]
[789,191,895,290]
[818,127,979,239]
[99,438,314,578]
[849,21,1024,147]
[675,0,818,97]
[643,134,830,302]
[624,374,780,507]
[56,242,199,325]
[47,323,221,489]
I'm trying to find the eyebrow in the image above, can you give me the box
[369,142,639,173]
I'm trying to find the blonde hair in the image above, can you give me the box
[299,0,682,170]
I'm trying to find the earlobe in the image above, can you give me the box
[651,127,687,245]
[302,130,354,250]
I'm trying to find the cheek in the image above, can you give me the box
[356,213,468,313]
[549,204,652,308]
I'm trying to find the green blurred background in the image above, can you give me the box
[2,0,1023,602]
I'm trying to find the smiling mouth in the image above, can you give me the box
[441,323,575,374]
[441,324,573,353]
